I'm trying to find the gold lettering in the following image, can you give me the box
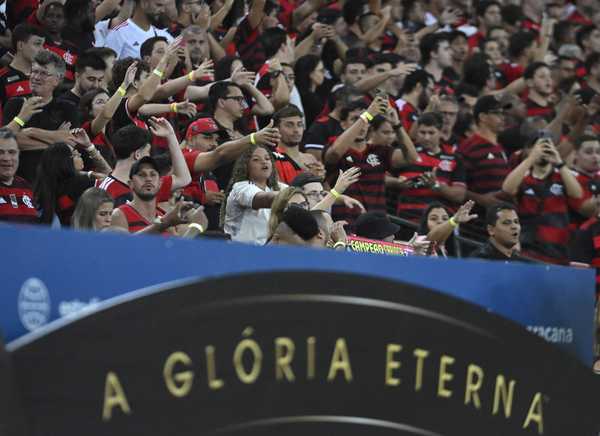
[437,355,455,398]
[413,348,429,391]
[327,338,353,382]
[307,337,316,380]
[385,343,402,386]
[163,351,194,397]
[523,392,544,435]
[275,337,295,381]
[233,335,263,384]
[492,375,516,418]
[205,345,224,390]
[102,371,131,422]
[464,364,484,409]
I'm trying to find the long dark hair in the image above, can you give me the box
[294,55,321,94]
[79,88,109,121]
[33,143,77,224]
[417,201,448,235]
[219,144,280,227]
[215,56,242,81]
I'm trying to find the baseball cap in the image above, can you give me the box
[473,95,512,121]
[354,212,400,240]
[129,156,160,179]
[186,117,221,140]
[290,172,322,187]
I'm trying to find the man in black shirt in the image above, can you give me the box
[471,203,525,261]
[58,52,106,107]
[3,50,79,182]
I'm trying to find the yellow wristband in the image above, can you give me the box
[171,103,178,113]
[362,111,374,121]
[333,241,346,249]
[449,217,459,228]
[188,71,195,81]
[330,188,341,199]
[153,68,164,79]
[117,86,126,96]
[13,116,25,127]
[188,223,204,233]
[250,133,257,145]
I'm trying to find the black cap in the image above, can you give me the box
[354,212,400,240]
[129,156,160,179]
[290,172,322,188]
[473,95,511,121]
[282,205,320,241]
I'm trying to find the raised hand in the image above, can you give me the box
[148,116,176,138]
[334,167,361,194]
[452,200,478,224]
[70,128,92,147]
[192,58,214,81]
[122,61,138,90]
[192,3,212,30]
[17,96,45,122]
[367,95,389,117]
[175,100,198,118]
[231,66,256,88]
[253,120,281,147]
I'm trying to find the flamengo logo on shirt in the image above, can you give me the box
[366,154,381,167]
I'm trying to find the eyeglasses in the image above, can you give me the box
[30,69,56,79]
[223,96,245,103]
[305,191,327,199]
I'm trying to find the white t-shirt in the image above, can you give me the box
[102,19,173,59]
[224,181,286,245]
[94,19,111,49]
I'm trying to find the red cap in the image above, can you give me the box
[186,117,221,139]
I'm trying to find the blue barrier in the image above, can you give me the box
[1,225,595,364]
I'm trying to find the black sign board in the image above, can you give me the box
[9,272,600,435]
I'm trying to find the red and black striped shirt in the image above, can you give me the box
[302,115,343,154]
[458,133,510,194]
[568,170,600,231]
[525,97,555,122]
[273,147,304,185]
[395,144,466,221]
[0,65,31,118]
[572,216,600,298]
[119,203,166,233]
[0,177,38,224]
[233,17,265,73]
[395,99,419,132]
[97,174,173,207]
[326,143,393,226]
[517,170,571,264]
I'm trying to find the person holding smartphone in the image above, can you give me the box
[501,134,583,264]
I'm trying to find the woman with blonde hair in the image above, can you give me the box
[72,187,114,231]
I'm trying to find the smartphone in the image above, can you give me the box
[537,129,553,140]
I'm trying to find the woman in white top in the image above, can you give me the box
[221,145,285,244]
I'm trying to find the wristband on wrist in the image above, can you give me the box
[330,188,341,199]
[117,86,127,97]
[333,241,347,249]
[86,145,97,153]
[170,103,178,113]
[250,133,257,145]
[188,223,204,233]
[555,162,565,169]
[13,116,25,127]
[360,111,374,123]
[152,68,164,79]
[449,217,459,228]
[188,71,195,82]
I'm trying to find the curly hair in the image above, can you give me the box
[219,144,281,227]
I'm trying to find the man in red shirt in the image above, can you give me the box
[395,70,434,133]
[97,118,191,207]
[458,95,511,208]
[523,62,556,122]
[0,128,37,224]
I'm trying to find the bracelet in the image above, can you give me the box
[171,103,178,113]
[360,111,374,123]
[152,68,164,79]
[333,241,347,249]
[555,162,565,169]
[13,116,25,127]
[188,223,204,233]
[117,86,127,97]
[188,71,195,82]
[330,188,341,199]
[449,217,459,228]
[250,133,257,145]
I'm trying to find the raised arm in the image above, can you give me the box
[147,117,191,190]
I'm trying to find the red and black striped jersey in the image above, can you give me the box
[97,174,174,207]
[325,143,393,226]
[44,41,78,82]
[273,147,304,185]
[233,17,265,73]
[394,99,419,132]
[568,169,600,231]
[118,203,166,233]
[458,133,510,194]
[517,170,571,264]
[0,177,38,224]
[573,216,600,298]
[0,65,31,116]
[525,97,555,122]
[498,62,524,85]
[395,144,466,221]
[302,115,343,154]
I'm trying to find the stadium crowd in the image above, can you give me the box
[1,0,600,266]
